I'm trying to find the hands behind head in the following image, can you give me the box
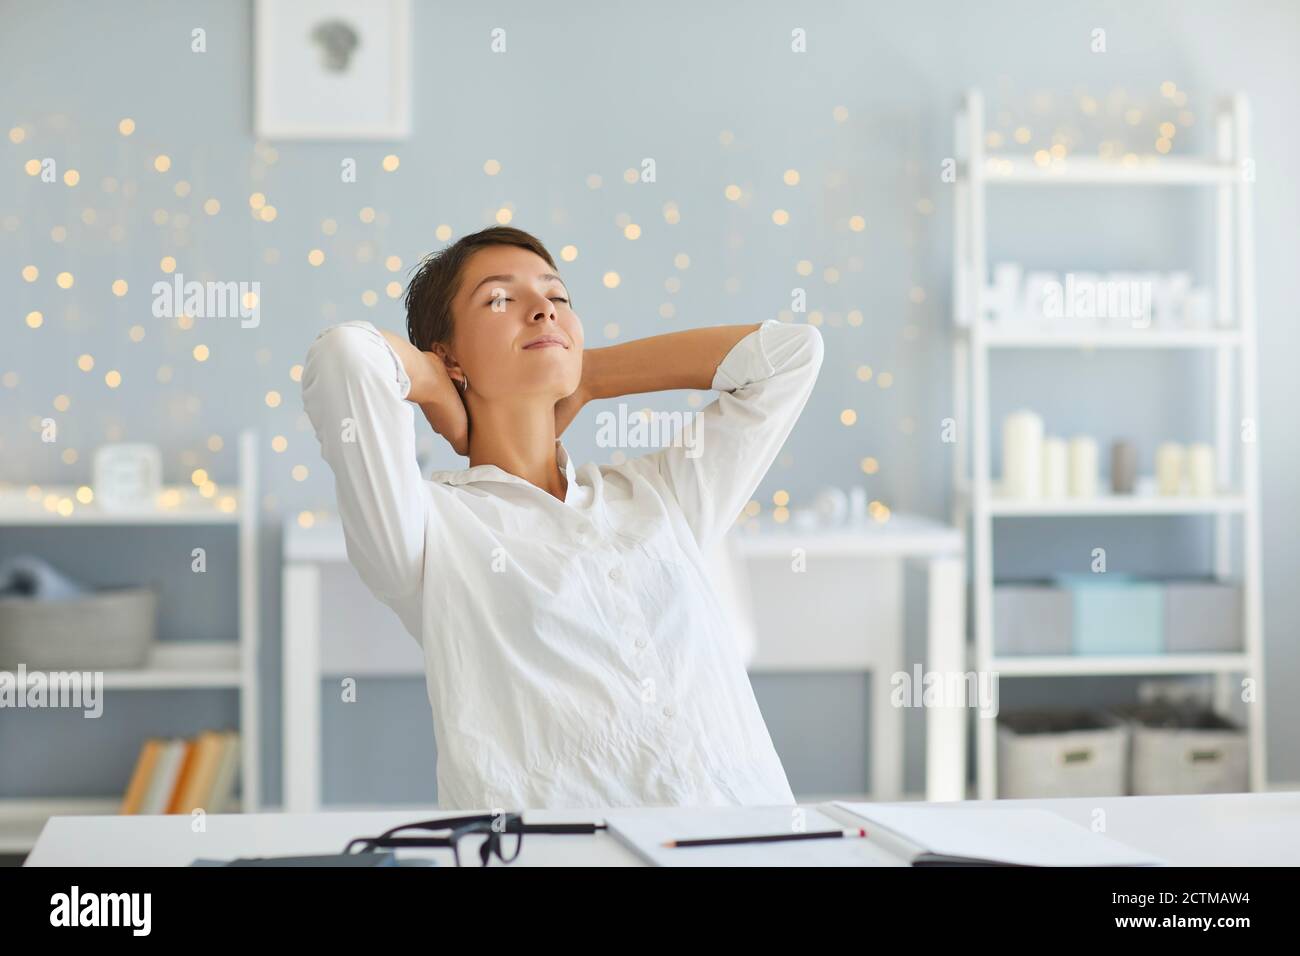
[418,350,470,458]
[417,350,587,460]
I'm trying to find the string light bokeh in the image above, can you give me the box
[0,12,1216,536]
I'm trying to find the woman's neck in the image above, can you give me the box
[466,397,568,501]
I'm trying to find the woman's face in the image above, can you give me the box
[445,244,584,406]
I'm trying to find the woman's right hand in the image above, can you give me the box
[417,367,469,458]
[379,330,470,458]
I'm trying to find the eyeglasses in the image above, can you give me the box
[343,813,604,867]
[344,813,524,867]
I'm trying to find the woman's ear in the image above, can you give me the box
[430,342,466,386]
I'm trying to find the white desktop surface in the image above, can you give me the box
[24,791,1300,867]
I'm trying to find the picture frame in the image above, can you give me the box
[254,0,411,140]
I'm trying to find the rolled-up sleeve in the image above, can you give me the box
[301,320,428,607]
[649,319,824,550]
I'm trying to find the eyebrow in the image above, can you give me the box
[468,272,567,297]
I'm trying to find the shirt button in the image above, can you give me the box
[608,566,622,582]
[662,705,675,718]
[634,637,647,650]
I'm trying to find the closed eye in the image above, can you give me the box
[485,296,570,305]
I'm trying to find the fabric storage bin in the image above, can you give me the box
[1054,573,1162,655]
[1109,703,1248,795]
[993,582,1072,656]
[1163,579,1243,654]
[0,587,157,670]
[997,709,1128,798]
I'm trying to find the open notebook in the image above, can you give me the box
[603,806,903,866]
[830,802,1166,867]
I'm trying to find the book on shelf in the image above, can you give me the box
[120,730,240,815]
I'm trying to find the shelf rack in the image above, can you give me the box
[0,430,260,853]
[951,90,1267,800]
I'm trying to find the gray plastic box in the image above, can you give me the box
[993,583,1072,656]
[997,709,1128,799]
[1163,579,1242,654]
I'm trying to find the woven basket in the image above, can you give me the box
[0,587,157,670]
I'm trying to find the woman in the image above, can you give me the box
[302,226,824,810]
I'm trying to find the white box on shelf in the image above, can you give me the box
[92,444,163,512]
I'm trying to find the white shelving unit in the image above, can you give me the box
[0,430,260,854]
[952,90,1267,800]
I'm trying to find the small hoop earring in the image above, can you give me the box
[457,374,469,394]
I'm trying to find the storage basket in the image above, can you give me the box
[1109,702,1248,795]
[0,587,157,670]
[997,709,1128,798]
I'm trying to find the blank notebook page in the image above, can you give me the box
[833,802,1166,866]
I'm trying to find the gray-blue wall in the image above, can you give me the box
[3,0,1297,804]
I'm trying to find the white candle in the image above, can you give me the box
[987,262,1022,324]
[1188,443,1215,497]
[1067,437,1099,497]
[1042,437,1068,497]
[1002,411,1044,498]
[849,486,867,525]
[1156,442,1186,496]
[1022,273,1058,324]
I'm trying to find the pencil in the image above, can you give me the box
[664,827,867,848]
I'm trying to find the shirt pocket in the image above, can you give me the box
[606,513,702,638]
[614,511,692,570]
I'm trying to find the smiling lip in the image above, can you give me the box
[522,335,568,350]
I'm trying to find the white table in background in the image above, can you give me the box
[281,513,966,812]
[25,791,1300,866]
[729,514,966,804]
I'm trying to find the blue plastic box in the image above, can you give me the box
[1053,573,1163,655]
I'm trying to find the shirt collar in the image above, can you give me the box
[429,439,578,489]
[555,440,578,485]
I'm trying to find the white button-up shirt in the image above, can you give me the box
[302,317,824,810]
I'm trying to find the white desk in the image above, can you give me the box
[24,792,1299,866]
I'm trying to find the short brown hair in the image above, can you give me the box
[404,226,559,351]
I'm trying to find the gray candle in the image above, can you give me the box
[1111,440,1137,494]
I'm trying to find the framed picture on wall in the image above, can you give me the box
[254,0,410,140]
